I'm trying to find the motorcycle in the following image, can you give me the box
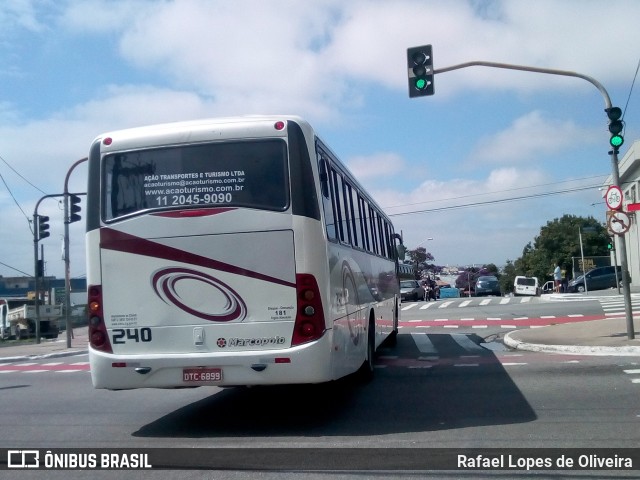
[422,282,438,301]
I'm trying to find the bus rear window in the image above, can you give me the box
[102,139,289,221]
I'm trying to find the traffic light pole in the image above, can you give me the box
[432,60,634,340]
[33,193,65,344]
[63,158,87,348]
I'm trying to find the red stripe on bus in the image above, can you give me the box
[99,228,296,288]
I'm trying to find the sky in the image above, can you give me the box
[0,0,639,280]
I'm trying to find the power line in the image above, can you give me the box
[621,56,640,120]
[382,174,608,211]
[0,153,47,195]
[0,260,32,277]
[0,170,33,233]
[0,152,49,235]
[386,184,601,217]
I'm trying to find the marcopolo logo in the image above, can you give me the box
[151,267,247,322]
[216,336,286,348]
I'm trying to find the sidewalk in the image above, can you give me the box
[503,290,640,356]
[0,327,89,362]
[504,315,640,356]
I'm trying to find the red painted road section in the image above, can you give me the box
[0,363,90,372]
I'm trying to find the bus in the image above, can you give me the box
[86,115,402,390]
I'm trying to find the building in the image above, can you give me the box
[603,140,640,285]
[0,275,86,304]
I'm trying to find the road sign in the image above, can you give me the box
[605,185,623,210]
[607,210,630,235]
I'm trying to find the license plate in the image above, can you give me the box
[183,367,223,382]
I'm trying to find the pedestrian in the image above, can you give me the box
[553,263,562,293]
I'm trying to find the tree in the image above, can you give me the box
[407,247,435,277]
[500,260,517,294]
[455,265,497,293]
[513,214,609,283]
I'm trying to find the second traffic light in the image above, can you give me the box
[37,215,50,241]
[606,106,624,151]
[69,194,82,223]
[407,45,434,97]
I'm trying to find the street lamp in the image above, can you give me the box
[415,237,433,247]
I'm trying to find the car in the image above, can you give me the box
[567,266,625,293]
[541,280,555,294]
[514,276,540,296]
[400,280,422,302]
[475,275,501,296]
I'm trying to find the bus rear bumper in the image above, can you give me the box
[89,336,334,390]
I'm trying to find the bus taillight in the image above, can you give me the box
[292,274,326,346]
[88,285,113,354]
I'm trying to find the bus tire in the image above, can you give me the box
[357,318,375,382]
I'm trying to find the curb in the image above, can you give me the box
[539,293,599,302]
[503,331,640,356]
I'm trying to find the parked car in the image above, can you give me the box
[567,266,625,293]
[475,275,501,296]
[541,280,555,294]
[400,280,422,302]
[514,276,540,296]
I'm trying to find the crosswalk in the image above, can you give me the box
[375,332,588,369]
[598,296,640,317]
[623,368,640,385]
[402,293,640,315]
[401,296,532,311]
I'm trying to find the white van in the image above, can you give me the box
[514,276,540,296]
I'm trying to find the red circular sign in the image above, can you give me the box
[605,186,623,210]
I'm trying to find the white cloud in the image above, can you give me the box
[0,0,634,276]
[469,111,600,164]
[346,152,405,179]
[0,0,46,34]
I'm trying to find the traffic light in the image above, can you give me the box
[607,238,615,251]
[606,107,624,151]
[396,244,407,261]
[37,215,50,241]
[69,194,82,223]
[407,45,434,97]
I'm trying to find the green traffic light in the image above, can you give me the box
[415,78,427,90]
[610,134,624,148]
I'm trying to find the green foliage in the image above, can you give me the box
[502,214,609,286]
[405,247,436,278]
[500,260,517,293]
[407,247,434,267]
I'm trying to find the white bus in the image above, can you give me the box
[86,116,401,389]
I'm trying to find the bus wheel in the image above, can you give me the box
[357,319,375,382]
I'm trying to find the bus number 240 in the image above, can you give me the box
[112,328,152,344]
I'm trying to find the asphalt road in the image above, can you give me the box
[1,311,639,479]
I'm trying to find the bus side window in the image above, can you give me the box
[319,157,330,198]
[318,156,337,240]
